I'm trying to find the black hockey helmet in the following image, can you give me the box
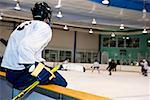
[31,2,52,22]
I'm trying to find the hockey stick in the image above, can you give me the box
[12,64,60,100]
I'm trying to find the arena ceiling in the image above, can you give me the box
[0,0,150,34]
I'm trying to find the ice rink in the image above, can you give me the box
[59,70,150,100]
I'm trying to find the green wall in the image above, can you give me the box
[100,34,150,63]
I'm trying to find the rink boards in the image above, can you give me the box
[0,71,109,100]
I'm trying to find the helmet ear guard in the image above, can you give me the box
[31,2,52,23]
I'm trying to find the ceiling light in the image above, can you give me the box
[0,15,2,20]
[56,11,63,18]
[63,25,68,30]
[142,8,147,19]
[55,0,62,8]
[123,36,129,40]
[92,18,96,25]
[89,29,93,34]
[111,33,115,37]
[142,28,147,34]
[148,40,150,43]
[126,37,129,39]
[142,0,147,13]
[142,8,147,13]
[14,2,21,11]
[120,24,124,30]
[0,13,3,20]
[0,13,4,20]
[55,4,62,9]
[102,0,109,5]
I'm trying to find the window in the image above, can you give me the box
[126,38,139,48]
[102,36,139,48]
[76,52,86,63]
[103,38,109,47]
[43,49,71,62]
[103,37,116,47]
[87,52,92,63]
[93,52,98,61]
[43,49,99,63]
[110,38,116,47]
[49,50,58,61]
[60,50,72,61]
[132,38,139,48]
[126,38,132,47]
[118,38,124,47]
[44,49,50,61]
[76,51,99,63]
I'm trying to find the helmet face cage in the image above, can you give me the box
[31,2,52,23]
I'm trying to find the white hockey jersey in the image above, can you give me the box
[1,20,52,70]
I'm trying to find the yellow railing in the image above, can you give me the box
[0,71,6,77]
[0,71,110,100]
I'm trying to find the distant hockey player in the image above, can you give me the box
[106,59,117,75]
[91,60,100,73]
[140,59,148,76]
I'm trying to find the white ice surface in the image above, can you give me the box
[59,70,150,100]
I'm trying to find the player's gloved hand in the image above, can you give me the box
[30,62,56,84]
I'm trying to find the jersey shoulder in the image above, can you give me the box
[31,20,51,29]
